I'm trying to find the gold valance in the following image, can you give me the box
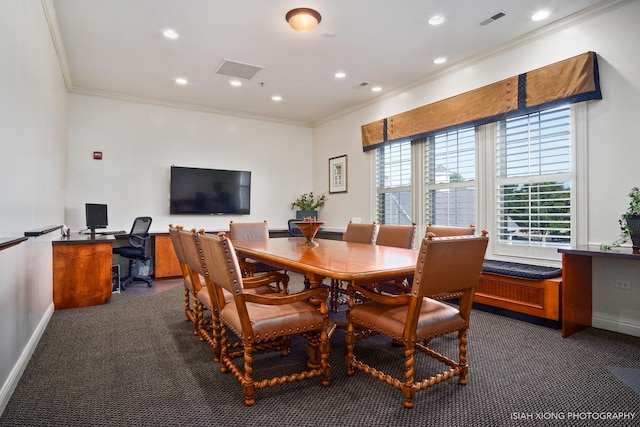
[362,51,601,151]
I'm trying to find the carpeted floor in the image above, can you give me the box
[1,274,639,427]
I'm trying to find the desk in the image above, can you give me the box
[53,232,114,309]
[558,245,640,337]
[231,237,418,288]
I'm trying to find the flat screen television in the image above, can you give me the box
[170,166,251,215]
[85,203,108,234]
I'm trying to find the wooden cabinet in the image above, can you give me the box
[154,235,181,279]
[53,234,113,309]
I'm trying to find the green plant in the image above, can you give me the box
[600,186,640,250]
[290,192,326,211]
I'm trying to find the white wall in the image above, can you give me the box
[0,0,68,414]
[65,94,313,233]
[313,1,640,335]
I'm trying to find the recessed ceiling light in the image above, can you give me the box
[272,95,282,101]
[433,57,447,65]
[531,10,550,21]
[334,72,346,79]
[230,80,242,87]
[371,86,382,92]
[428,15,445,26]
[163,29,179,39]
[175,77,188,85]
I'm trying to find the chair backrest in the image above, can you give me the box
[375,223,416,249]
[426,223,475,237]
[288,219,304,237]
[229,221,269,240]
[411,232,488,299]
[343,221,376,244]
[128,216,152,247]
[195,232,244,296]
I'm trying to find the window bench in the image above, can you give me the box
[474,260,562,324]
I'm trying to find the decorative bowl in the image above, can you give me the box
[293,220,325,246]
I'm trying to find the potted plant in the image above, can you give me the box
[290,192,326,220]
[601,186,640,251]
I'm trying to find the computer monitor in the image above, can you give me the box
[85,203,108,234]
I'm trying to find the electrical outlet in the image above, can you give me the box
[614,279,632,290]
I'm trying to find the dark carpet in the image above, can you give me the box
[1,274,639,427]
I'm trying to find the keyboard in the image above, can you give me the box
[99,230,127,235]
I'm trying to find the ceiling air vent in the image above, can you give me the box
[214,59,263,80]
[478,11,507,26]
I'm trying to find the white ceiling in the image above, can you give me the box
[50,0,615,126]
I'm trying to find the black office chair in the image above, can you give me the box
[113,216,153,289]
[288,219,304,237]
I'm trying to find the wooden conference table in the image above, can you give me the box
[230,236,419,290]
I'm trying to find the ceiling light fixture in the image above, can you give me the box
[433,57,447,64]
[163,29,179,39]
[371,86,382,92]
[531,10,550,21]
[175,77,188,85]
[272,95,282,101]
[230,80,242,87]
[286,8,322,32]
[334,72,346,79]
[428,15,445,26]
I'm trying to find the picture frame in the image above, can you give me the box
[329,154,347,194]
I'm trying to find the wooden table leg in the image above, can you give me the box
[562,253,592,337]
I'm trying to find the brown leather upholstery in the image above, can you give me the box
[343,221,376,244]
[177,227,286,363]
[369,223,417,294]
[375,223,416,249]
[229,221,288,286]
[195,232,331,406]
[425,223,476,301]
[346,231,489,409]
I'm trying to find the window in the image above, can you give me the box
[375,141,412,225]
[424,128,476,226]
[494,106,572,249]
[372,104,578,262]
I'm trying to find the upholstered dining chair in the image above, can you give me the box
[368,223,417,295]
[229,220,288,292]
[346,231,489,409]
[169,224,204,336]
[177,228,287,363]
[327,221,378,312]
[425,223,476,301]
[194,231,331,406]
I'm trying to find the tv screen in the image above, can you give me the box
[86,203,108,231]
[170,166,251,215]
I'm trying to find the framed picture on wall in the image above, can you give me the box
[329,154,347,193]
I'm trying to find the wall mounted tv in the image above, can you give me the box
[170,166,251,215]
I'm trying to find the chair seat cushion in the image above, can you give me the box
[113,246,145,258]
[349,298,465,342]
[481,260,562,280]
[221,300,324,341]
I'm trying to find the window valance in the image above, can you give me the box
[362,51,601,151]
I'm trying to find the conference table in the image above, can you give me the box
[230,236,418,290]
[231,236,418,366]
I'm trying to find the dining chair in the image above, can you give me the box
[169,224,205,336]
[229,220,288,292]
[178,228,287,363]
[368,223,417,295]
[345,231,489,409]
[194,231,331,406]
[328,221,377,312]
[425,223,476,301]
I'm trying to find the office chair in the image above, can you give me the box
[113,216,153,289]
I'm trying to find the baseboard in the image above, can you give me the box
[592,314,640,338]
[0,302,54,416]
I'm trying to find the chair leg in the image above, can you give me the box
[401,345,417,409]
[242,343,256,406]
[458,328,469,385]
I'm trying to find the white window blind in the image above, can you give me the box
[424,128,476,226]
[376,141,412,225]
[495,106,572,247]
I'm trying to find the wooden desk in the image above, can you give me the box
[231,237,418,288]
[558,245,640,337]
[53,232,114,309]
